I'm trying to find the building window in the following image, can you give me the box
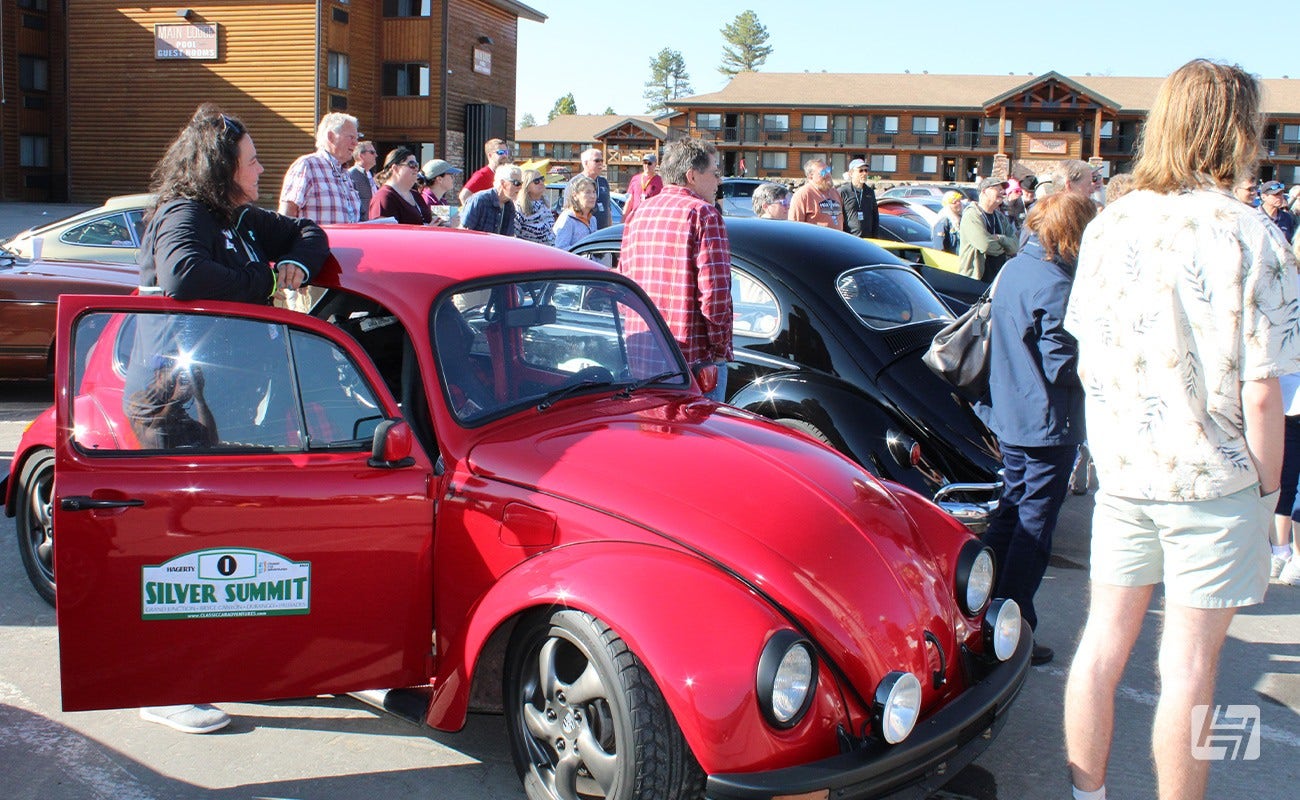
[535,143,548,157]
[760,152,787,170]
[20,135,50,167]
[383,0,431,15]
[332,7,349,23]
[382,63,430,96]
[1283,125,1300,143]
[911,117,939,135]
[869,154,897,173]
[762,114,789,132]
[871,116,899,134]
[19,56,48,92]
[910,155,938,174]
[983,118,1012,135]
[328,52,349,91]
[1099,120,1113,138]
[22,13,46,29]
[696,113,722,130]
[329,94,348,111]
[17,0,48,9]
[802,114,829,133]
[1026,120,1055,133]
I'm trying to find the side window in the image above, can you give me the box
[126,210,147,245]
[61,213,135,247]
[70,311,383,453]
[732,268,779,339]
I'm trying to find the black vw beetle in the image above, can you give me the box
[573,217,1002,529]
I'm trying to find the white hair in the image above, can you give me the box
[580,148,602,165]
[495,164,522,182]
[316,113,358,150]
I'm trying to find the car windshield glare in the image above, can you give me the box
[834,266,953,330]
[434,277,688,423]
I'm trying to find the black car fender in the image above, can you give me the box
[728,370,914,481]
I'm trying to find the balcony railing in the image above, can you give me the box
[677,125,997,151]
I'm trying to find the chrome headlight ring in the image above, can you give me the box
[982,597,1021,662]
[756,630,817,729]
[955,540,995,616]
[873,670,923,744]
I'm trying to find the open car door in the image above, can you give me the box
[52,295,435,711]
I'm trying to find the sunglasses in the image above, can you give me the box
[495,149,510,156]
[531,177,544,185]
[819,167,832,177]
[404,160,419,169]
[509,179,523,186]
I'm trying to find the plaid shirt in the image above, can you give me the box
[619,185,732,365]
[279,149,361,224]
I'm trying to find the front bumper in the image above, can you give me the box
[706,630,1031,800]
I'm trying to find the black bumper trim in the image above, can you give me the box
[706,631,1032,800]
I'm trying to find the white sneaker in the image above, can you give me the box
[140,704,230,734]
[1272,554,1291,580]
[1279,556,1300,587]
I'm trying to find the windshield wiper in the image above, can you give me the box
[536,378,615,411]
[616,370,684,399]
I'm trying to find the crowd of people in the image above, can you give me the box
[122,56,1297,800]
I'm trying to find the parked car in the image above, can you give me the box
[877,213,936,245]
[0,254,137,379]
[716,177,767,217]
[881,185,978,203]
[0,193,152,263]
[572,218,1002,529]
[4,224,1027,800]
[879,197,941,227]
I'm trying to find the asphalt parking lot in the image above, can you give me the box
[1,203,1297,798]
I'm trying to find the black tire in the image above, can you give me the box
[504,609,704,800]
[15,449,56,607]
[776,418,832,447]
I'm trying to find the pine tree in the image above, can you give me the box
[519,112,536,129]
[548,93,577,122]
[719,10,773,76]
[644,48,692,114]
[603,106,616,115]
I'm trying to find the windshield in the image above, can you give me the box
[880,215,933,243]
[434,277,689,423]
[835,266,953,330]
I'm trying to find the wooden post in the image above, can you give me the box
[997,107,1007,154]
[1093,108,1102,159]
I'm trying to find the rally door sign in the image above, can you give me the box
[53,296,435,711]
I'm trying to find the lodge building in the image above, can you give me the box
[0,0,544,203]
[513,114,666,186]
[519,71,1300,189]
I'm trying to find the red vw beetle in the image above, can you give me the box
[3,225,1028,800]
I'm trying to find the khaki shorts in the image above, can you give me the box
[1090,486,1273,608]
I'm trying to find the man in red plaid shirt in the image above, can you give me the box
[619,138,731,401]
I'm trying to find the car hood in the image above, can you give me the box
[466,394,963,704]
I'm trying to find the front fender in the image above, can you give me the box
[429,541,856,775]
[729,371,908,479]
[4,406,56,515]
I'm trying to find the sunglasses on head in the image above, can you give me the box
[219,114,245,140]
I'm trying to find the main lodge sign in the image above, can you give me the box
[154,23,219,60]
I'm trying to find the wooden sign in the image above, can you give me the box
[472,47,492,76]
[1026,136,1068,155]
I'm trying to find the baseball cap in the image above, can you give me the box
[421,159,461,180]
[1019,175,1039,191]
[642,153,657,163]
[942,190,964,204]
[1261,180,1286,195]
[977,177,1009,192]
[848,158,868,171]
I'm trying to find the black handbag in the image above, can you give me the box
[923,277,998,401]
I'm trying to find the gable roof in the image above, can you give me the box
[982,71,1121,112]
[672,71,1300,115]
[516,114,666,143]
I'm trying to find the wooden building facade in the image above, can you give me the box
[1,0,70,201]
[514,114,666,189]
[665,71,1300,185]
[1,0,543,203]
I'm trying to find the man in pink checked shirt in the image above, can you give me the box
[618,138,731,402]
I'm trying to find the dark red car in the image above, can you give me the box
[3,225,1028,800]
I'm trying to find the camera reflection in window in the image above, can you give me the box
[124,355,218,449]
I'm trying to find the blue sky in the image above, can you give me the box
[516,2,1289,124]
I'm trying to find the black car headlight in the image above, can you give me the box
[756,630,817,728]
[873,670,923,744]
[982,598,1021,662]
[955,540,995,616]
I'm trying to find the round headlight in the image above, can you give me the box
[955,541,995,616]
[756,631,817,728]
[873,671,923,744]
[982,598,1021,662]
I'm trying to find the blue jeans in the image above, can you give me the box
[704,360,728,402]
[980,442,1076,630]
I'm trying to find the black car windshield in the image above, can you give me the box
[835,266,953,330]
[433,277,689,424]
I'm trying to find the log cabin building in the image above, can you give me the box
[662,71,1300,185]
[0,0,544,203]
[513,113,666,188]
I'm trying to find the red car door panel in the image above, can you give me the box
[53,296,435,711]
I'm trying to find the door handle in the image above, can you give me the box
[60,496,145,511]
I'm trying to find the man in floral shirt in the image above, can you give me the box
[1062,60,1300,800]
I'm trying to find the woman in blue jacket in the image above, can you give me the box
[975,191,1096,666]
